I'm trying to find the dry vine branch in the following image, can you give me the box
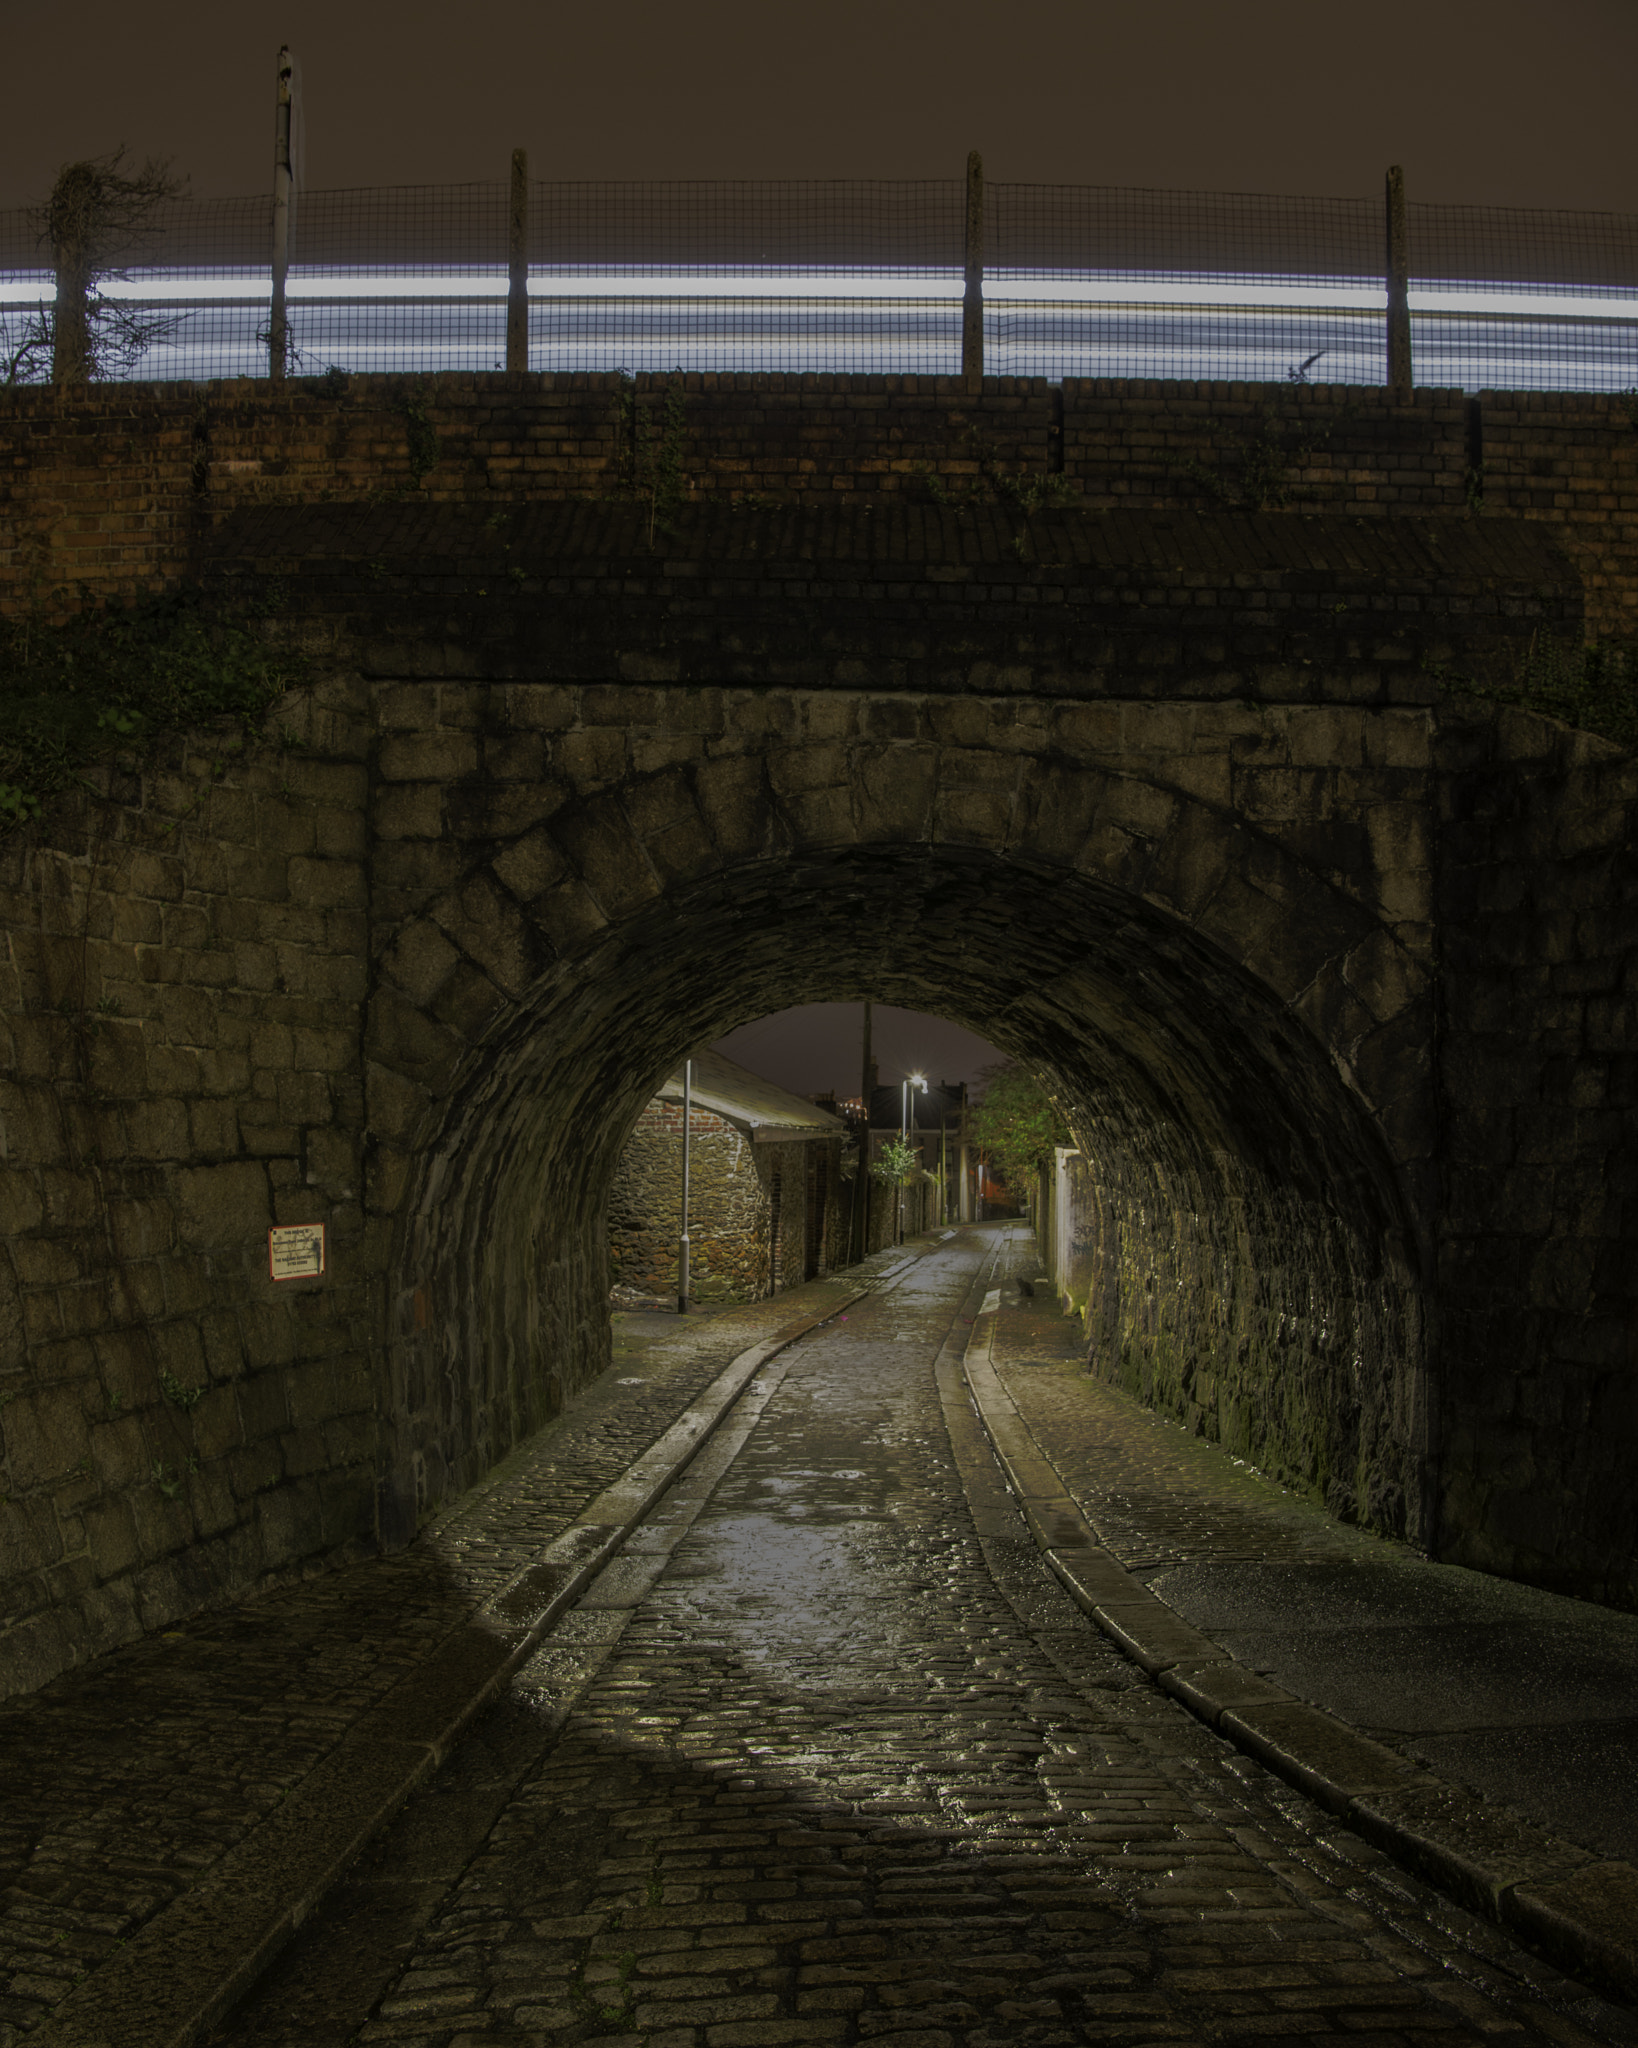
[10,146,192,385]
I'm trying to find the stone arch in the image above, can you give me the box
[366,689,1435,1551]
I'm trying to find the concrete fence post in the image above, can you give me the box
[507,147,529,375]
[269,46,297,383]
[1386,163,1412,400]
[963,149,984,392]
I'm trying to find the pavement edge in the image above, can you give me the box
[959,1298,1638,2010]
[25,1265,902,2048]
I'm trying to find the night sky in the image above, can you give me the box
[713,1004,1002,1099]
[3,1,1632,213]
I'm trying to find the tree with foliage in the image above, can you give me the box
[968,1061,1071,1191]
[868,1136,919,1186]
[2,147,188,387]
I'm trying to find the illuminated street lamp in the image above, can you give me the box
[899,1071,926,1244]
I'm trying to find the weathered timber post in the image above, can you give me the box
[1386,163,1412,400]
[269,46,298,382]
[49,163,96,386]
[507,147,529,375]
[962,149,984,392]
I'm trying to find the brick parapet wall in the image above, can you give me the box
[5,373,1638,634]
[188,497,1582,717]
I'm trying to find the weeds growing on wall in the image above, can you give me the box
[911,425,1076,514]
[1431,631,1638,752]
[1178,401,1356,514]
[401,384,442,486]
[615,370,690,547]
[0,587,306,828]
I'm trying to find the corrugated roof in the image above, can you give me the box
[656,1048,845,1141]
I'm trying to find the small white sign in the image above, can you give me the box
[269,1223,326,1282]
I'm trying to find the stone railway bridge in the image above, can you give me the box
[0,371,1634,1698]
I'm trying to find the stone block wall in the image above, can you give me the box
[762,1139,811,1295]
[5,373,1638,632]
[866,1174,895,1256]
[1433,707,1638,1605]
[1064,1107,1425,1537]
[607,1099,781,1304]
[817,1141,849,1274]
[1031,693,1636,1583]
[0,678,377,1698]
[0,526,1631,1703]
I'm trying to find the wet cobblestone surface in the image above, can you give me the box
[983,1263,1385,1573]
[0,1265,883,2045]
[210,1227,1635,2048]
[983,1235,1638,1870]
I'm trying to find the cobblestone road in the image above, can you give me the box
[0,1269,882,2044]
[978,1224,1638,1872]
[210,1229,1633,2048]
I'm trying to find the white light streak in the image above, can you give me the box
[4,267,1637,321]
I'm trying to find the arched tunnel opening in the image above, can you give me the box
[607,998,1009,1306]
[381,840,1430,1560]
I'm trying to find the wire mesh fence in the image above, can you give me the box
[3,176,1637,391]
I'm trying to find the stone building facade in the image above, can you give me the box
[607,1051,846,1305]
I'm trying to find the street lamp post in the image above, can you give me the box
[899,1072,926,1245]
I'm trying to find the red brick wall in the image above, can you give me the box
[5,373,1637,632]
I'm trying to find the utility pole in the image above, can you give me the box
[900,1081,913,1236]
[677,1059,692,1314]
[1386,164,1412,401]
[899,1079,909,1246]
[962,150,984,394]
[507,148,529,375]
[270,46,300,383]
[851,998,872,1263]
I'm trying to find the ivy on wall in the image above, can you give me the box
[0,587,306,828]
[1431,632,1638,753]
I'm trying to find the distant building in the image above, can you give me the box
[609,1050,848,1306]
